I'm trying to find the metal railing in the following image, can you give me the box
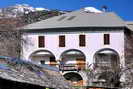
[43,62,117,72]
[44,63,86,71]
[59,63,86,71]
[94,62,112,68]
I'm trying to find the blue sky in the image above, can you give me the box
[0,0,133,21]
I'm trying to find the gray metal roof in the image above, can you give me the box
[22,9,126,30]
[126,21,133,31]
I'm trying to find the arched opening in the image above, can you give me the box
[64,72,83,86]
[60,49,86,71]
[94,48,120,70]
[29,50,56,66]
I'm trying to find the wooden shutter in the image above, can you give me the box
[79,35,86,47]
[104,34,110,45]
[38,36,45,47]
[59,35,65,47]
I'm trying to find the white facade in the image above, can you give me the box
[22,30,125,66]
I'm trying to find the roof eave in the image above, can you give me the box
[21,26,126,33]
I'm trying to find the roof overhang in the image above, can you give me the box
[21,26,125,33]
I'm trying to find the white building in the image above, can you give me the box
[21,8,128,86]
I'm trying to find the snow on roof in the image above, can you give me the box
[84,7,103,13]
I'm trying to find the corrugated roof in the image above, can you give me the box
[22,9,126,30]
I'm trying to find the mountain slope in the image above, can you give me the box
[0,4,68,24]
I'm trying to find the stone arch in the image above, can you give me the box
[60,49,86,70]
[63,72,84,86]
[93,48,120,70]
[60,49,86,59]
[29,50,57,66]
[94,48,119,56]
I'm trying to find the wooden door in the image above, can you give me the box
[76,58,85,70]
[50,61,57,66]
[73,80,84,86]
[49,57,56,66]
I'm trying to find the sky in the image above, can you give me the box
[0,0,133,21]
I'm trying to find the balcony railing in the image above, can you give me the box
[93,62,118,71]
[40,63,86,71]
[59,63,86,71]
[94,62,112,67]
[43,62,116,72]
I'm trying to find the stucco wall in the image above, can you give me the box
[22,30,125,66]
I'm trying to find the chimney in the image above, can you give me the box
[102,5,108,12]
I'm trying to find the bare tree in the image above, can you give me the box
[0,17,25,58]
[85,62,133,89]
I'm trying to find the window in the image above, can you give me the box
[79,35,86,47]
[104,34,110,45]
[59,35,65,47]
[38,36,45,47]
[67,16,76,20]
[57,16,67,21]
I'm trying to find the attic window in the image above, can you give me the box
[57,16,67,21]
[67,16,76,20]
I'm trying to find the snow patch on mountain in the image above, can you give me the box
[35,7,50,11]
[0,4,52,18]
[0,4,103,19]
[11,4,36,14]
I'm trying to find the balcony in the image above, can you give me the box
[59,63,86,71]
[59,49,86,71]
[94,62,113,70]
[93,62,120,73]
